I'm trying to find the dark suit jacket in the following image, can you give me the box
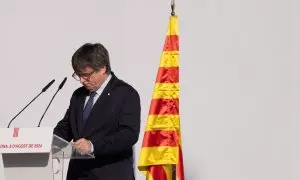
[54,72,141,180]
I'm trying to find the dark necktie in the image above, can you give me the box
[83,92,97,124]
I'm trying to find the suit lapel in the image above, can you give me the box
[75,89,89,137]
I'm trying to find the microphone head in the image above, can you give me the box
[42,79,55,92]
[58,77,67,90]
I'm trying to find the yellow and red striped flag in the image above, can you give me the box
[138,14,185,180]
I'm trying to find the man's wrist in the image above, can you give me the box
[89,140,94,153]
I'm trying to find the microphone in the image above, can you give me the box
[7,79,55,128]
[37,77,67,127]
[58,77,67,90]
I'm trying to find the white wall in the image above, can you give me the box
[0,0,300,179]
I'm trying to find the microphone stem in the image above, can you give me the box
[37,89,59,127]
[7,91,43,128]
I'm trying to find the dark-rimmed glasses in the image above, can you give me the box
[72,71,95,81]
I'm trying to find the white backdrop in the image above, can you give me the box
[0,0,300,180]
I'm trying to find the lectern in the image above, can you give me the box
[0,127,94,180]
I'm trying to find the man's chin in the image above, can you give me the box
[84,85,94,91]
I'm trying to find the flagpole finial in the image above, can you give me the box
[171,0,175,16]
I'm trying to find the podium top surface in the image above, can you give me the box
[0,127,95,159]
[0,127,53,153]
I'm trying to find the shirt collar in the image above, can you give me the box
[94,73,112,95]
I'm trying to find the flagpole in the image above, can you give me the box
[171,0,175,16]
[172,164,177,180]
[171,1,176,179]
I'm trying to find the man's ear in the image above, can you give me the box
[101,66,107,75]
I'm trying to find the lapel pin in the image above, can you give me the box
[108,93,110,96]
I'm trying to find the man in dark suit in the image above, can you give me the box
[54,43,141,180]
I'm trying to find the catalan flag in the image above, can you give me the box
[138,14,185,180]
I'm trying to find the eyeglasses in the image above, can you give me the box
[72,71,95,81]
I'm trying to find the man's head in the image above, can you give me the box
[71,43,111,91]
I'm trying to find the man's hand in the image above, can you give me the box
[72,138,92,155]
